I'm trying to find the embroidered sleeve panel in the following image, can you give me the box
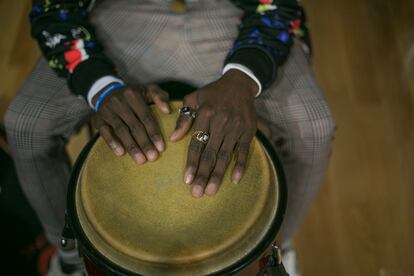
[225,0,307,90]
[30,0,308,95]
[30,0,116,96]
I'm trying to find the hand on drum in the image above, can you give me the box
[170,69,258,198]
[92,84,170,164]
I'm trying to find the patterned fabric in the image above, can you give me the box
[226,0,309,88]
[30,0,117,96]
[6,0,334,246]
[30,0,307,96]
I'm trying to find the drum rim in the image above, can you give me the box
[67,126,287,276]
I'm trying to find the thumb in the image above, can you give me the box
[145,84,170,113]
[170,95,197,142]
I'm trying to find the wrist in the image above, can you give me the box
[87,76,125,108]
[92,82,118,106]
[92,83,126,111]
[222,69,258,99]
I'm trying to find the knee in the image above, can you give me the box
[4,98,52,156]
[312,112,336,144]
[299,104,336,156]
[4,99,21,140]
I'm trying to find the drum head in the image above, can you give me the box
[72,102,284,275]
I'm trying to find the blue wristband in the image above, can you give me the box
[94,82,126,112]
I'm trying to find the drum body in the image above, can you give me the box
[67,101,286,276]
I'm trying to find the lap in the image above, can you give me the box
[5,59,90,145]
[255,42,335,158]
[91,0,333,143]
[7,0,333,150]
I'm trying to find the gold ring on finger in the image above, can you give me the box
[192,130,209,144]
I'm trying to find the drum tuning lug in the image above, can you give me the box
[61,237,68,248]
[61,213,75,248]
[258,244,288,276]
[271,243,282,265]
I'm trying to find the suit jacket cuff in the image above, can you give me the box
[68,57,117,97]
[224,46,276,90]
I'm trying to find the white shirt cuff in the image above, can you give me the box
[222,63,262,97]
[87,76,125,109]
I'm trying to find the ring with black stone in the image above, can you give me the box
[179,106,197,119]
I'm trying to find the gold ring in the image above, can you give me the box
[192,131,209,144]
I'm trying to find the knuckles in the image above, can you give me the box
[141,112,155,125]
[129,122,144,132]
[195,175,208,184]
[183,95,195,106]
[201,148,216,163]
[124,88,137,98]
[189,141,203,153]
[126,145,139,154]
[150,134,161,142]
[140,143,154,152]
[113,123,129,134]
[217,150,230,162]
[232,115,243,128]
[238,142,251,155]
[199,106,215,118]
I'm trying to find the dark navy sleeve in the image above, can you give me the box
[225,0,306,90]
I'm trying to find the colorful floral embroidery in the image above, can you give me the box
[64,39,89,73]
[31,0,98,76]
[31,0,307,93]
[257,0,277,14]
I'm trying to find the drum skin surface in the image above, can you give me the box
[75,102,280,275]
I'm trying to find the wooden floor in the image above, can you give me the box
[1,1,413,275]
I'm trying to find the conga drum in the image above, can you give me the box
[65,100,287,275]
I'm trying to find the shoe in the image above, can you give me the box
[282,245,301,276]
[47,249,85,276]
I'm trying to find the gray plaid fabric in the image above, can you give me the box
[4,0,334,246]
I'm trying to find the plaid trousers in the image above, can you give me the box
[5,0,334,246]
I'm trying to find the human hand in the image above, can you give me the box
[170,69,258,197]
[92,84,170,164]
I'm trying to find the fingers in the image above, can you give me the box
[191,114,229,198]
[205,128,241,196]
[232,131,255,184]
[93,115,124,156]
[99,125,125,156]
[94,86,168,164]
[146,84,170,114]
[100,109,146,164]
[184,110,210,194]
[113,98,159,161]
[183,107,254,198]
[170,95,197,142]
[124,89,165,153]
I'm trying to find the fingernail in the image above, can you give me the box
[205,183,217,196]
[147,150,158,161]
[162,103,170,113]
[170,131,178,141]
[192,185,204,198]
[155,141,164,152]
[134,153,146,164]
[232,171,242,184]
[184,169,194,184]
[114,147,124,156]
[111,143,124,156]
